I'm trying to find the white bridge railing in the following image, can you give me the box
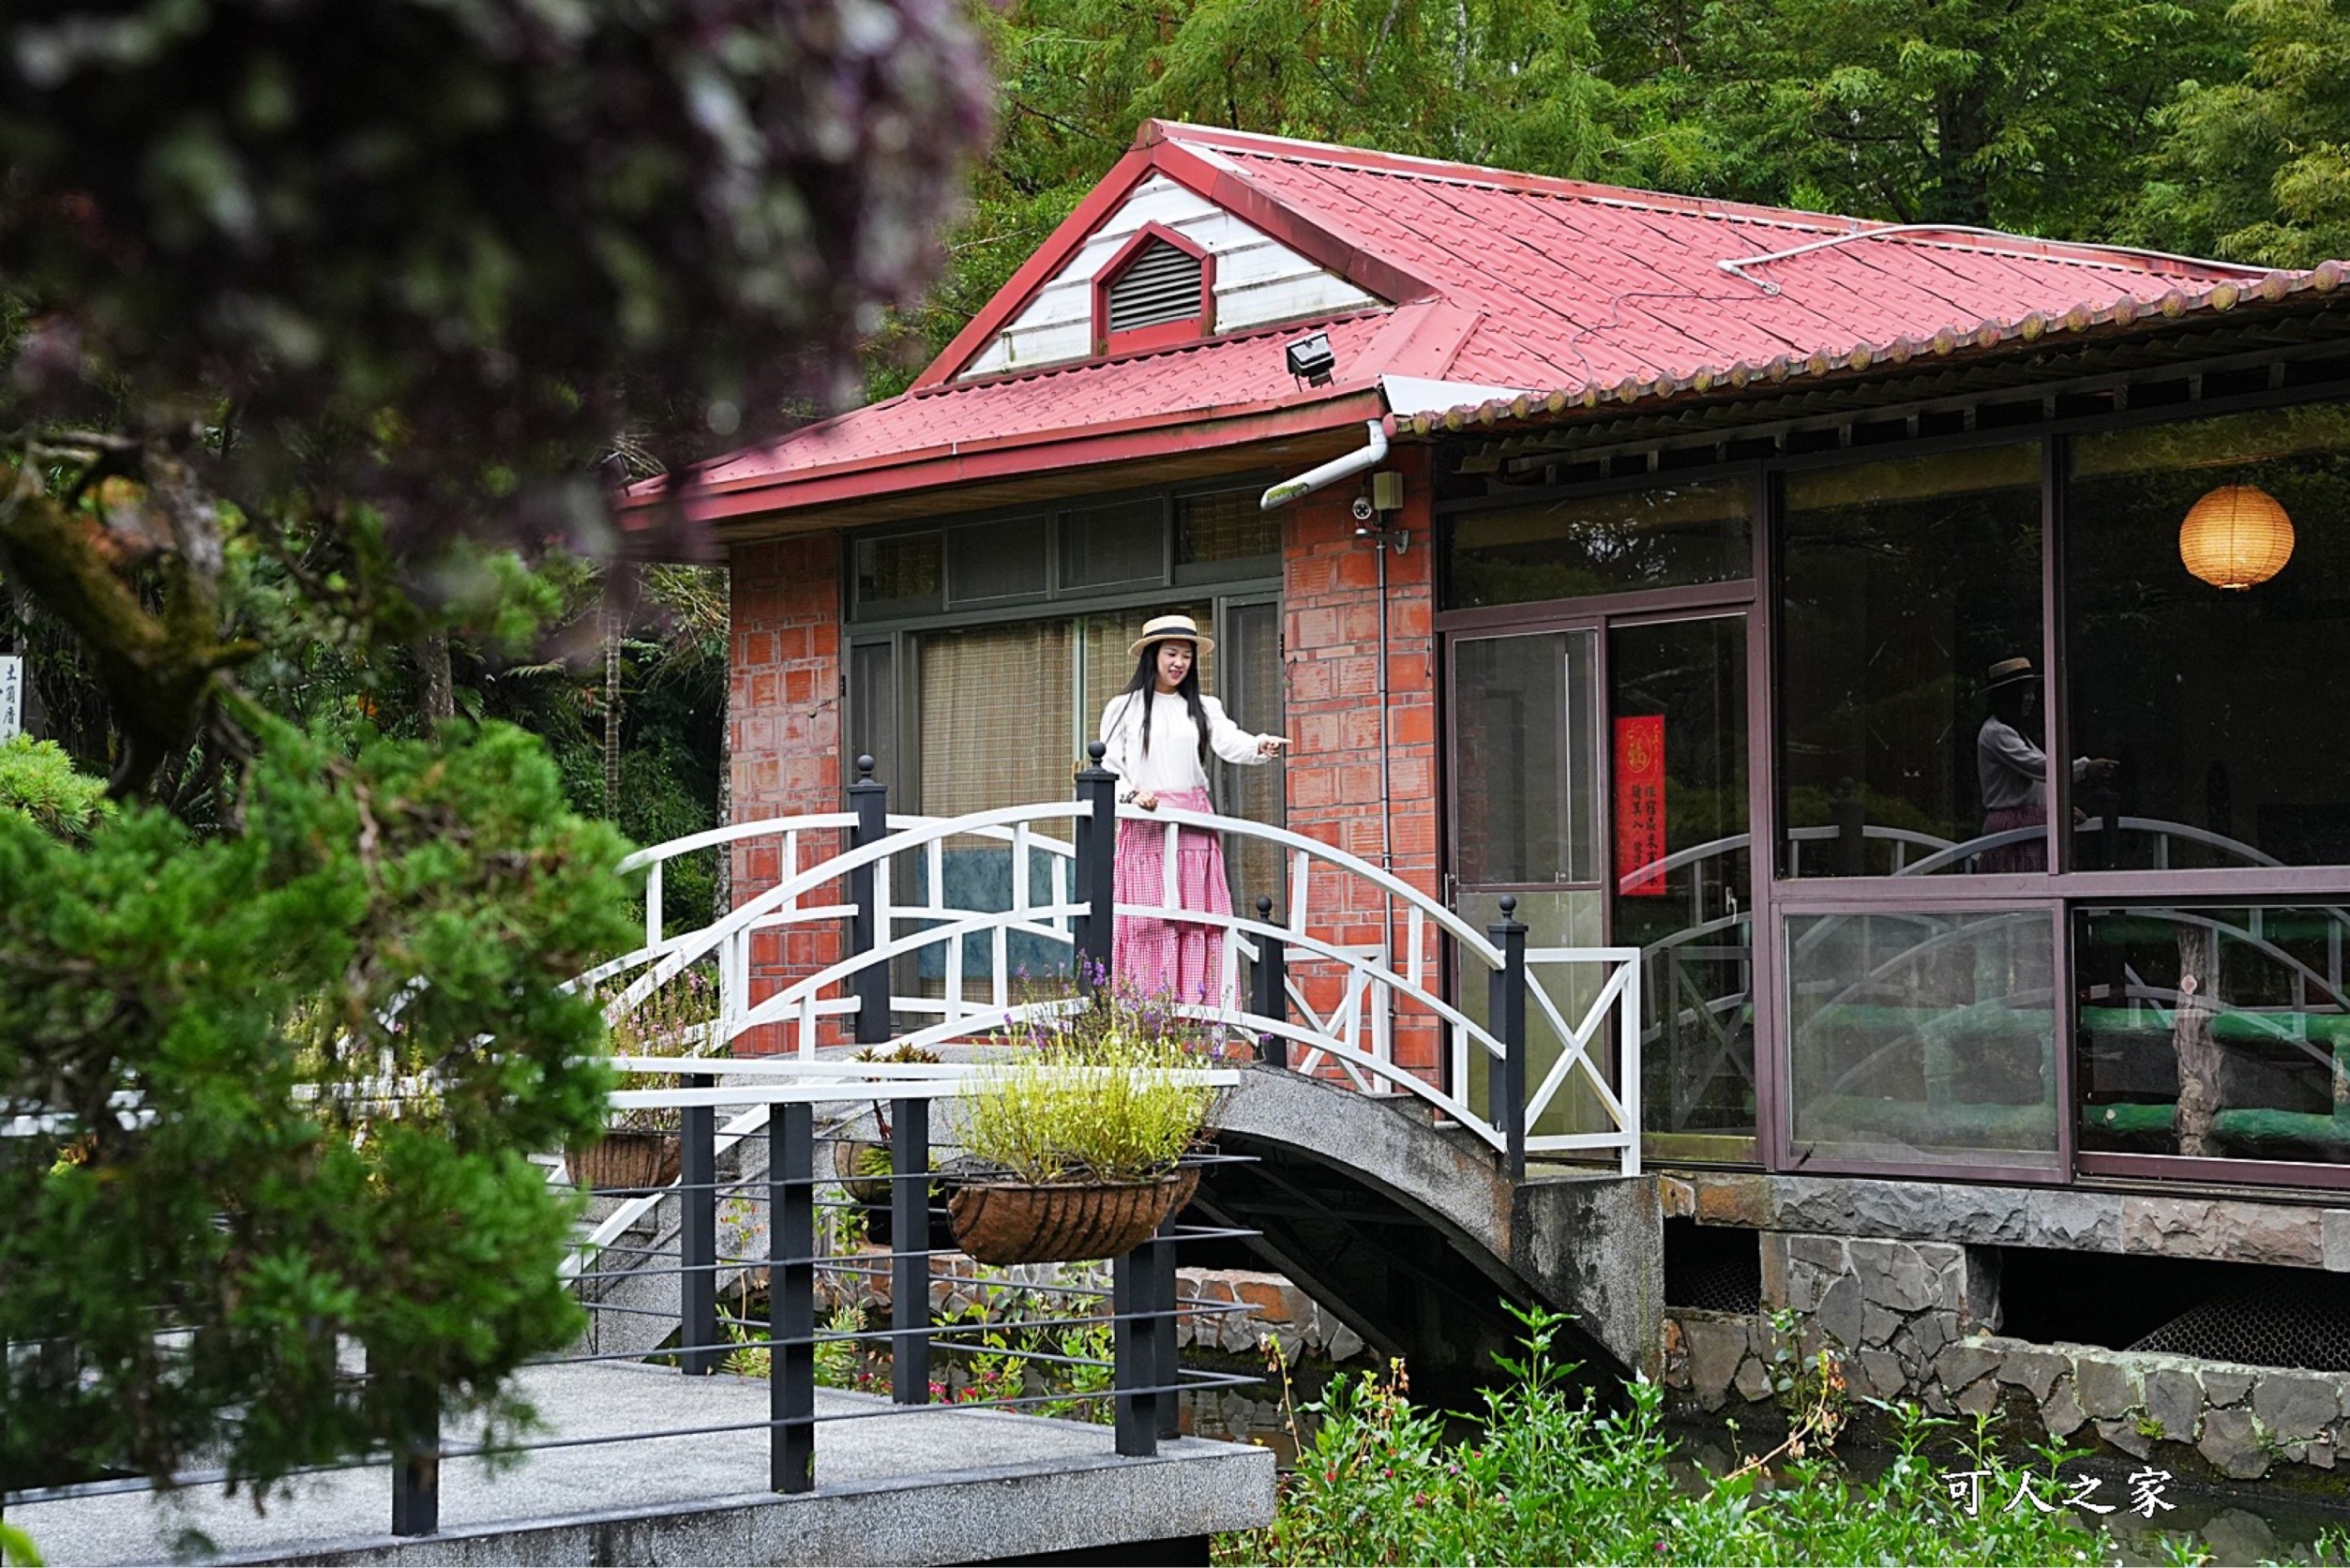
[580,750,1641,1182]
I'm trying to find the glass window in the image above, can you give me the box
[1779,444,2042,878]
[1787,908,2060,1170]
[1444,479,1751,609]
[2067,404,2350,869]
[1451,631,1602,885]
[1060,498,1166,591]
[848,640,898,790]
[1176,489,1281,582]
[945,515,1049,605]
[853,532,941,618]
[2076,904,2350,1168]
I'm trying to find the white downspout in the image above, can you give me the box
[1259,420,1389,511]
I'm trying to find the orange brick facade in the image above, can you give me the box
[1276,447,1444,1081]
[728,535,848,1053]
[724,459,1452,1083]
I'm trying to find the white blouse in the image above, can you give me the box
[1098,691,1273,795]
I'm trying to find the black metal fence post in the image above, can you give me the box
[1110,1243,1158,1457]
[679,1072,717,1375]
[1251,895,1288,1068]
[1150,1225,1182,1440]
[772,1101,815,1493]
[382,1359,439,1537]
[1075,740,1118,994]
[889,1090,930,1405]
[1487,896,1528,1183]
[848,755,891,1044]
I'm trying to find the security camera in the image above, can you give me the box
[1349,495,1377,523]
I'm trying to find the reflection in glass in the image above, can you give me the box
[1444,480,1751,609]
[1452,631,1601,885]
[853,531,942,617]
[2068,404,2350,870]
[1610,616,1754,1153]
[1787,909,2060,1169]
[2076,905,2350,1167]
[1779,444,2042,877]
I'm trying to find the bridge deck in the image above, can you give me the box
[18,1363,1273,1566]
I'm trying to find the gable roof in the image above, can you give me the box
[648,120,2284,530]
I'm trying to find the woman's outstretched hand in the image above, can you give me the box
[1258,735,1289,758]
[1134,789,1160,810]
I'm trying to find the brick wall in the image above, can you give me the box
[1279,446,1444,1083]
[729,534,848,1053]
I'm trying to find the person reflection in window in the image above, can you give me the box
[1977,656,2114,872]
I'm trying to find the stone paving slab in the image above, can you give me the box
[17,1362,1274,1565]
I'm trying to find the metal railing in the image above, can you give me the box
[3,1058,1258,1541]
[593,747,1643,1180]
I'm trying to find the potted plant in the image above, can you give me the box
[833,1044,944,1232]
[947,986,1225,1265]
[567,964,719,1192]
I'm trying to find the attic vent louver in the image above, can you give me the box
[1106,240,1205,337]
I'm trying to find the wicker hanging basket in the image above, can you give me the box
[947,1168,1199,1265]
[565,1130,682,1193]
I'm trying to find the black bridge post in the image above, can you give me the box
[381,1356,439,1537]
[889,1091,930,1405]
[1111,1241,1158,1456]
[1151,1223,1182,1440]
[679,1071,718,1374]
[773,1101,815,1493]
[848,754,890,1044]
[1075,741,1118,995]
[1251,895,1288,1068]
[1488,896,1529,1182]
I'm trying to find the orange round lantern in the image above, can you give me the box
[2179,484,2294,591]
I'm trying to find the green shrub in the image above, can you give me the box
[957,1024,1222,1184]
[0,735,109,838]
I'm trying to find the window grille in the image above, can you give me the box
[1106,240,1204,337]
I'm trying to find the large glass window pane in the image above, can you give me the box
[848,640,898,792]
[1779,444,2042,878]
[1611,615,1754,1154]
[1176,488,1282,582]
[1787,909,2060,1170]
[2076,904,2350,1168]
[2068,404,2350,869]
[1444,479,1751,610]
[852,531,941,618]
[1061,498,1166,591]
[1452,631,1601,885]
[945,515,1049,605]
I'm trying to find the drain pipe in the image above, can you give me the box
[1261,418,1402,1022]
[1259,420,1388,511]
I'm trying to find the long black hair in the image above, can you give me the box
[1119,641,1211,767]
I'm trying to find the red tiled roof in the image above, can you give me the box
[653,121,2295,522]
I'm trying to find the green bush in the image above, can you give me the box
[1229,1306,2144,1567]
[0,735,109,838]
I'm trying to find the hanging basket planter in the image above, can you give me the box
[947,1167,1198,1265]
[565,1130,682,1193]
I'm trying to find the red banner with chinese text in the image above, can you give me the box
[1615,715,1667,897]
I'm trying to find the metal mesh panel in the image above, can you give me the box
[2129,1278,2350,1372]
[1106,241,1201,335]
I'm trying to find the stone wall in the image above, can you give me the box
[1659,1221,2350,1483]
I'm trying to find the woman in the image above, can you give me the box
[1099,613,1287,1003]
[1976,656,2111,872]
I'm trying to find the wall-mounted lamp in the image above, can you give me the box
[1284,331,1336,386]
[2180,484,2294,591]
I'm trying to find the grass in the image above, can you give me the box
[1213,1305,2332,1567]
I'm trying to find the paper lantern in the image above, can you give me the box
[2179,484,2295,591]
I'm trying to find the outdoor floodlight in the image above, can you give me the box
[1285,332,1336,386]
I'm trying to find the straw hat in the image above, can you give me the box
[1984,656,2038,691]
[1128,612,1213,658]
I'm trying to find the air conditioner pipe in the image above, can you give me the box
[1259,420,1389,511]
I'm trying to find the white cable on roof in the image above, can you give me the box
[1717,224,2274,296]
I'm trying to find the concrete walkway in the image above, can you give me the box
[16,1362,1275,1565]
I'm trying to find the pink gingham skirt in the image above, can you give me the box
[1113,787,1231,1005]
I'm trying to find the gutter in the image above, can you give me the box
[1258,419,1388,510]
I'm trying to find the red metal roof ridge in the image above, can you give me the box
[1152,120,2260,281]
[910,308,1393,398]
[1389,263,2348,438]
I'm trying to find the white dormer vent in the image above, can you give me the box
[1106,240,1205,337]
